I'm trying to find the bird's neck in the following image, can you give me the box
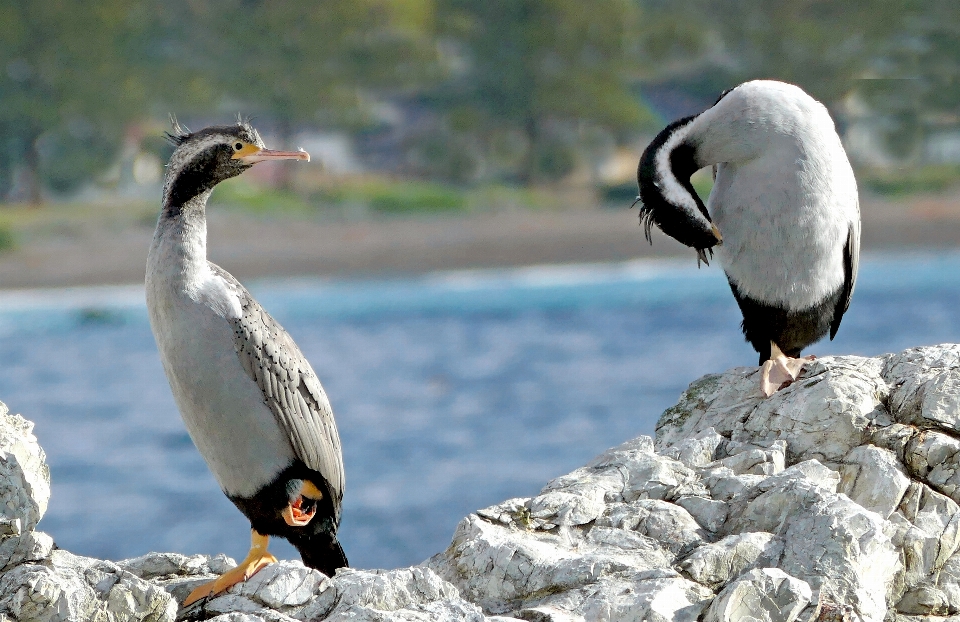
[150,190,212,283]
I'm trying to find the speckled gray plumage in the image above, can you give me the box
[212,263,345,506]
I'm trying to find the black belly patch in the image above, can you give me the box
[727,278,844,363]
[227,460,347,576]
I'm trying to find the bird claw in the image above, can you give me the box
[760,354,809,397]
[182,531,277,606]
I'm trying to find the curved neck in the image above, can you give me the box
[637,116,719,252]
[150,190,211,282]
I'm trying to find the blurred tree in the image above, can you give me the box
[855,0,960,160]
[169,0,442,188]
[642,0,960,162]
[674,0,907,103]
[0,0,153,203]
[434,0,657,183]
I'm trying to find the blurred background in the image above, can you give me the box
[1,0,959,570]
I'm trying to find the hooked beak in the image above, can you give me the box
[711,223,723,245]
[233,146,310,164]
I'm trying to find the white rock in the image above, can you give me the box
[596,499,706,557]
[118,551,236,579]
[700,466,764,503]
[915,433,960,505]
[839,445,911,518]
[657,357,887,465]
[586,438,705,502]
[233,561,324,610]
[532,575,713,622]
[332,567,461,612]
[0,549,175,622]
[427,514,670,614]
[758,459,840,492]
[0,531,53,572]
[884,345,960,434]
[778,490,899,622]
[885,482,960,599]
[0,405,50,533]
[936,547,960,613]
[679,532,784,589]
[717,440,786,476]
[527,490,606,528]
[205,611,299,622]
[661,427,725,468]
[895,581,950,615]
[675,496,728,533]
[704,568,812,622]
[17,346,960,621]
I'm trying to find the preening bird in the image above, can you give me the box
[146,120,346,605]
[635,80,860,396]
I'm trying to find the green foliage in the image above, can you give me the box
[3,0,958,202]
[859,166,960,196]
[36,123,123,194]
[0,0,153,201]
[169,0,441,127]
[0,224,14,252]
[406,129,483,184]
[433,0,658,182]
[211,180,313,214]
[369,184,466,214]
[599,182,639,205]
[650,0,912,103]
[319,180,468,214]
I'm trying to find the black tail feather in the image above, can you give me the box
[289,531,348,577]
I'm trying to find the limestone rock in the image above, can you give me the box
[11,347,960,621]
[655,356,888,465]
[839,445,911,519]
[0,549,176,622]
[173,561,496,622]
[678,532,784,589]
[0,405,50,534]
[703,568,811,622]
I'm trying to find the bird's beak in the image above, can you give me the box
[711,223,723,245]
[233,146,310,164]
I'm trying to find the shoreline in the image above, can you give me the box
[0,193,959,290]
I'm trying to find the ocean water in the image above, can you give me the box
[1,252,959,570]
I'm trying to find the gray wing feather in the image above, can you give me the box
[831,215,860,339]
[210,264,345,506]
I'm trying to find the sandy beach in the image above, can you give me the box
[0,192,958,290]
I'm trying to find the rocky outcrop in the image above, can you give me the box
[8,346,960,620]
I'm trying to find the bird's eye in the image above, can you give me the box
[234,143,243,151]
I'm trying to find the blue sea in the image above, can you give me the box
[1,252,959,570]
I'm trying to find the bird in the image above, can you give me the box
[145,119,346,605]
[634,80,860,396]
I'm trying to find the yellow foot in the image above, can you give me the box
[183,530,277,606]
[760,342,813,397]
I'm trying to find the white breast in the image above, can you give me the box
[146,232,295,498]
[690,81,859,309]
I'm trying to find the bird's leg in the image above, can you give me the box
[182,529,277,606]
[760,341,810,397]
[282,480,323,527]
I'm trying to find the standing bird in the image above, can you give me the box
[146,120,346,605]
[635,80,860,396]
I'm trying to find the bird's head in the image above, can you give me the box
[162,119,309,211]
[635,115,722,264]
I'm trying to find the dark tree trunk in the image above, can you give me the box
[520,116,538,186]
[24,142,42,206]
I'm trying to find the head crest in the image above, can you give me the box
[165,114,190,146]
